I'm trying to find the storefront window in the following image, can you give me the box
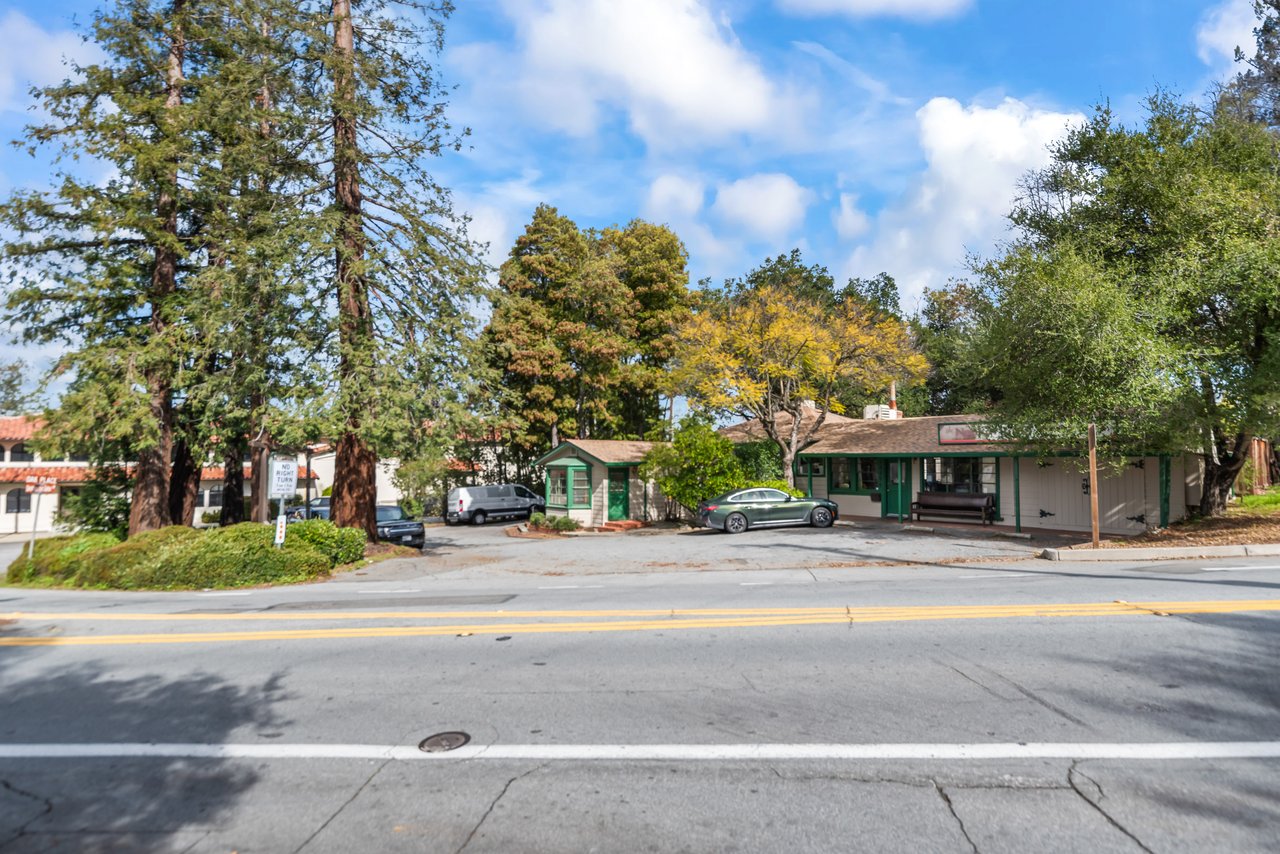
[923,457,997,494]
[830,458,851,490]
[857,459,879,492]
[5,488,31,513]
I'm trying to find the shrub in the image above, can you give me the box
[288,519,367,565]
[118,523,331,590]
[528,511,546,528]
[551,514,580,532]
[6,532,121,583]
[73,526,203,588]
[640,416,746,516]
[746,479,806,497]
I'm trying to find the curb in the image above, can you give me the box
[1041,543,1280,562]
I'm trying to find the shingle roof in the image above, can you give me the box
[801,413,1005,456]
[718,405,857,444]
[0,416,42,442]
[564,439,662,465]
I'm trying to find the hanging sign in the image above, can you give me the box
[23,475,57,495]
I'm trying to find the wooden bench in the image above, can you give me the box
[910,491,995,525]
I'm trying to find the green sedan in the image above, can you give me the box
[697,488,839,534]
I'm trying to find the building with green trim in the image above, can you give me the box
[789,414,1200,536]
[533,439,667,528]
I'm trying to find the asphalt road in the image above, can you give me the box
[1,530,1278,852]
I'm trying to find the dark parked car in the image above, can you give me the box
[375,504,425,548]
[288,497,330,522]
[697,488,838,534]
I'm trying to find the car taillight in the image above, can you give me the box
[458,499,463,509]
[704,504,718,512]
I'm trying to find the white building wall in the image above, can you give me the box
[827,494,880,520]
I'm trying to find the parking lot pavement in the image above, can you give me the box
[359,519,1060,581]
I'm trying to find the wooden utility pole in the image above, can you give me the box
[1088,423,1100,548]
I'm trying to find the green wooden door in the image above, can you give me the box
[881,458,912,521]
[607,469,629,521]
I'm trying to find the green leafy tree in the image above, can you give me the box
[0,361,38,416]
[977,96,1280,515]
[485,206,689,465]
[909,281,998,416]
[639,417,746,516]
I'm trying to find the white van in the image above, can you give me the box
[447,484,544,525]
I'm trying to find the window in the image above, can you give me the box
[571,469,590,506]
[8,443,33,463]
[923,457,997,495]
[5,488,31,514]
[797,458,825,477]
[829,457,879,494]
[758,489,789,502]
[857,459,879,492]
[547,470,568,506]
[516,486,536,499]
[207,487,223,508]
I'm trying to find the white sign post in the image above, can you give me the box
[269,459,297,547]
[23,475,57,561]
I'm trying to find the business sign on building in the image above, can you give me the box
[23,474,57,495]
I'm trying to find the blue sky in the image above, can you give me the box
[0,0,1262,330]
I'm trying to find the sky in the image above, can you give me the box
[0,0,1263,336]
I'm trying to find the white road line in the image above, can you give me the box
[740,582,772,586]
[956,573,1034,579]
[1201,566,1280,573]
[198,591,253,597]
[356,589,422,593]
[537,585,604,590]
[1,742,1278,761]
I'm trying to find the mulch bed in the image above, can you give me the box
[1079,505,1280,548]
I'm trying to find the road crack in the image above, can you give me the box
[934,659,1007,700]
[0,778,54,850]
[1068,762,1154,854]
[931,780,979,854]
[292,759,390,854]
[455,764,545,854]
[963,660,1089,728]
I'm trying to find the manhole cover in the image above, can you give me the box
[419,731,470,753]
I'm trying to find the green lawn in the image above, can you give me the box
[1240,488,1280,511]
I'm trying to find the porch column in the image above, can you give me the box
[1013,455,1021,533]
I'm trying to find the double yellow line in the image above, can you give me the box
[1,599,1278,647]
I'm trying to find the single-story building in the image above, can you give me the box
[533,439,666,528]
[794,413,1201,537]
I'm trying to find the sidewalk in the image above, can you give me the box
[1042,543,1280,561]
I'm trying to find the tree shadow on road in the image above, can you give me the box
[0,655,292,852]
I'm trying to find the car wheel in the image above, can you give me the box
[472,510,487,526]
[725,512,748,534]
[811,507,834,528]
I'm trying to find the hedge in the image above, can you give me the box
[118,524,331,590]
[288,519,367,565]
[6,532,121,584]
[5,520,361,590]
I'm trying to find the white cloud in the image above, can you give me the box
[844,97,1082,309]
[713,172,812,241]
[777,0,971,20]
[833,192,869,239]
[0,12,95,114]
[645,174,705,221]
[1196,0,1256,69]
[457,0,798,146]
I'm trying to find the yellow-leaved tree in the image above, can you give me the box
[676,284,927,487]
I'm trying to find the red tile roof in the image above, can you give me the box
[0,416,42,442]
[0,466,94,484]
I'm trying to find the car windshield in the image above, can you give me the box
[376,506,407,522]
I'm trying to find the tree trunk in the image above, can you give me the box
[249,440,271,523]
[168,436,201,526]
[128,4,185,536]
[1199,433,1251,516]
[332,432,377,535]
[220,444,246,526]
[330,0,376,539]
[780,449,796,488]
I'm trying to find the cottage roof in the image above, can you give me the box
[718,404,857,444]
[534,439,663,467]
[800,413,1006,457]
